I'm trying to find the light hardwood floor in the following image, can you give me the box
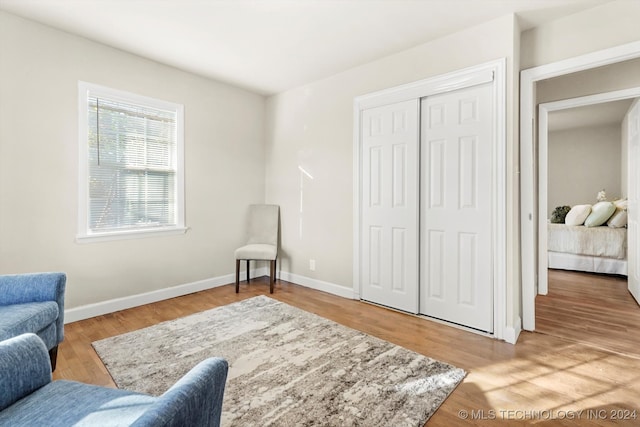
[536,269,640,359]
[54,277,640,426]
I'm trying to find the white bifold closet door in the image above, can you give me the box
[419,82,494,333]
[360,99,420,313]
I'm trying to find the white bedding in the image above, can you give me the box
[548,251,627,276]
[547,223,627,260]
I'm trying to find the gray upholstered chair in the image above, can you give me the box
[0,272,66,371]
[0,333,228,427]
[235,204,280,294]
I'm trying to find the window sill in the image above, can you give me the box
[76,226,188,244]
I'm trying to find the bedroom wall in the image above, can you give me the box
[521,0,640,227]
[520,0,640,70]
[536,60,640,205]
[518,0,638,328]
[0,11,266,309]
[547,124,622,216]
[264,15,521,328]
[535,57,640,105]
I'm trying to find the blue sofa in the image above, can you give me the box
[0,333,229,427]
[0,272,66,370]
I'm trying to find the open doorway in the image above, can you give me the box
[536,92,639,295]
[534,96,640,357]
[520,44,640,333]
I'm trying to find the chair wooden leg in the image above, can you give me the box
[235,259,240,293]
[269,259,275,294]
[246,260,250,282]
[49,346,58,372]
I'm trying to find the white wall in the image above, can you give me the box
[535,60,640,206]
[517,0,640,330]
[535,57,640,105]
[265,15,520,326]
[3,0,637,331]
[521,0,640,69]
[522,0,640,235]
[0,11,266,309]
[548,124,622,216]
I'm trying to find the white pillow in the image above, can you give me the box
[614,199,628,210]
[584,201,616,227]
[608,207,628,228]
[564,204,591,226]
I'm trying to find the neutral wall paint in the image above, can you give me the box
[548,124,622,216]
[521,0,640,69]
[265,15,520,327]
[536,61,640,206]
[0,12,266,309]
[536,57,640,104]
[515,0,640,333]
[3,0,633,333]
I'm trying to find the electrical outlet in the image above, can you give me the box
[309,259,316,271]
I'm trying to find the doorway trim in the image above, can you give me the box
[538,88,640,295]
[353,58,508,341]
[520,40,640,331]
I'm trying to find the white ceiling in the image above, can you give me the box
[548,99,635,132]
[0,0,613,95]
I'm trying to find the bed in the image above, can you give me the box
[547,223,627,276]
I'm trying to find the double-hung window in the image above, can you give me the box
[78,82,185,241]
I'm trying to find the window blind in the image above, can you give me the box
[87,95,178,232]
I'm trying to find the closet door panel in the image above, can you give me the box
[420,82,494,333]
[361,99,419,313]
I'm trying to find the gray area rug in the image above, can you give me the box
[92,296,465,426]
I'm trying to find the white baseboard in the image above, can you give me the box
[278,271,357,299]
[503,316,522,344]
[65,269,519,348]
[63,267,351,323]
[65,272,236,323]
[65,269,518,347]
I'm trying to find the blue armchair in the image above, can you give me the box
[0,334,229,427]
[0,272,66,370]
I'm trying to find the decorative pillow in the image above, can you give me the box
[584,201,616,227]
[608,199,629,228]
[614,199,628,210]
[550,206,571,223]
[607,208,628,228]
[564,204,592,226]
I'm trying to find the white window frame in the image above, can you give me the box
[77,81,186,243]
